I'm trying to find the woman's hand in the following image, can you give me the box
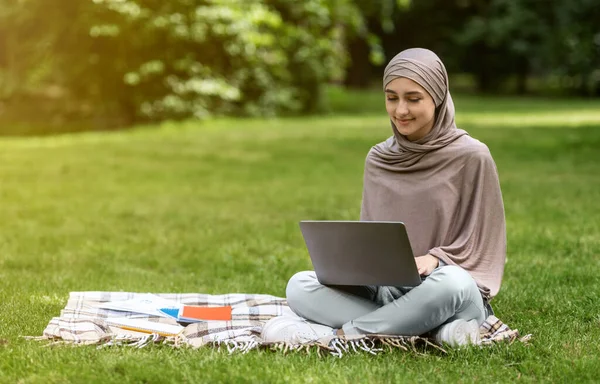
[415,254,439,276]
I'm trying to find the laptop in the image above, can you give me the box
[299,221,421,287]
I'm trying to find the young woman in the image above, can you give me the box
[262,48,506,346]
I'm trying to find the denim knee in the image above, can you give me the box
[285,271,318,308]
[433,265,485,322]
[433,265,480,301]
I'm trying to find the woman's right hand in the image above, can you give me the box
[415,254,439,276]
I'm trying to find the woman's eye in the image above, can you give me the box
[386,97,398,101]
[408,98,421,103]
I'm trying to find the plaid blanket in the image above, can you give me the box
[35,292,529,356]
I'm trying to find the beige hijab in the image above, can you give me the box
[361,48,506,299]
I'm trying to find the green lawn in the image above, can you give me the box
[1,89,600,383]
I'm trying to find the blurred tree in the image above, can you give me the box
[343,0,411,88]
[0,0,365,126]
[547,0,600,96]
[353,0,599,96]
[0,0,138,125]
[454,0,599,95]
[0,1,62,100]
[1,0,598,133]
[454,0,550,93]
[378,0,473,74]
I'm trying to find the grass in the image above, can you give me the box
[1,87,600,383]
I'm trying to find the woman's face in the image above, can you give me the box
[385,77,436,141]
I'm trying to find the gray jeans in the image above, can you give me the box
[286,265,489,336]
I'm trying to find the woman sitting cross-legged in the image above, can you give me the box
[261,48,506,347]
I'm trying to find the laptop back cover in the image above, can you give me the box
[299,221,421,287]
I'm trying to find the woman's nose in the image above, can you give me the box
[395,100,409,116]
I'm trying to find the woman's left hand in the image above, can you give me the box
[415,254,439,276]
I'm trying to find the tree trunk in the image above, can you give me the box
[343,37,371,89]
[476,66,494,93]
[515,56,528,95]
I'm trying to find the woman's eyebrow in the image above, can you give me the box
[384,89,423,96]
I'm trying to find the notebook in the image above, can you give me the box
[159,305,232,322]
[104,317,184,336]
[95,294,180,317]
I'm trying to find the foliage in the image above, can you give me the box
[341,0,413,88]
[0,0,364,124]
[454,0,600,94]
[1,0,599,132]
[546,0,600,96]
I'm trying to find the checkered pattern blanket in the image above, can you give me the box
[35,292,529,355]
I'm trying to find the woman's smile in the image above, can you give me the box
[396,118,414,126]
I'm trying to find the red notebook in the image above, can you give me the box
[179,305,232,322]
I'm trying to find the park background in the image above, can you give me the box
[0,0,599,382]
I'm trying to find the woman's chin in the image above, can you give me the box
[396,127,415,137]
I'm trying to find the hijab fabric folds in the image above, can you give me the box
[361,48,506,299]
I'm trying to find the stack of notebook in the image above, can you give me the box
[96,294,232,336]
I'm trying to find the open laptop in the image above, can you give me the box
[299,221,421,287]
